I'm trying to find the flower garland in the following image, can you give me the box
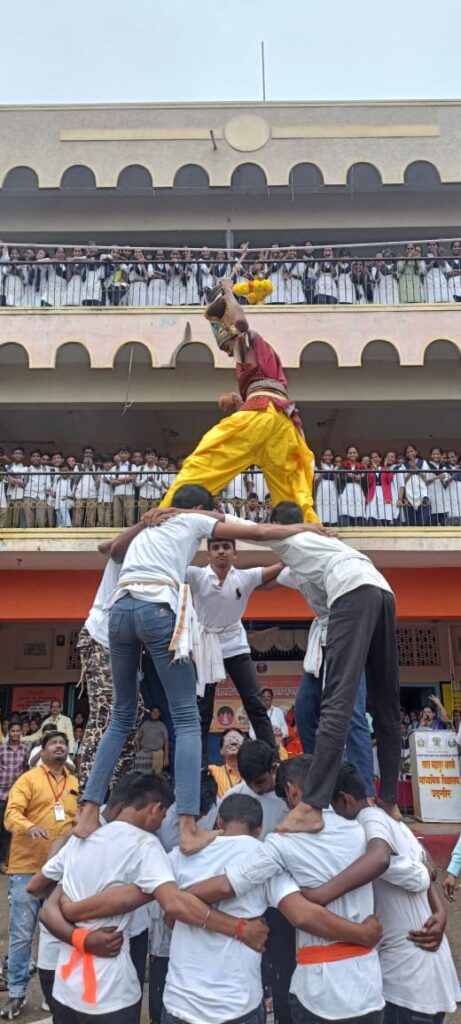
[232,279,274,305]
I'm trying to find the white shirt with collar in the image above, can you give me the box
[85,558,121,649]
[248,702,288,739]
[97,472,114,504]
[23,465,47,500]
[185,564,262,659]
[110,462,135,496]
[74,466,97,500]
[136,464,164,501]
[226,809,384,1021]
[7,463,25,500]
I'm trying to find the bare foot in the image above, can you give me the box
[72,802,101,838]
[275,802,324,835]
[179,819,223,856]
[377,799,402,822]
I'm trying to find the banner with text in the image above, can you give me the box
[410,730,461,823]
[210,674,299,733]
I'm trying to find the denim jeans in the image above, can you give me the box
[7,874,41,998]
[295,660,375,796]
[384,1004,444,1024]
[83,595,201,816]
[161,1004,265,1024]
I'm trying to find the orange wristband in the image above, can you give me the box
[235,919,247,942]
[71,928,90,952]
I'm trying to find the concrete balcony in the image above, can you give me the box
[0,303,461,371]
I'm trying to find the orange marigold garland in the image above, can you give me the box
[232,280,274,305]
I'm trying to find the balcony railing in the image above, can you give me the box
[1,469,461,528]
[1,255,461,308]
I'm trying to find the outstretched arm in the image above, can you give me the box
[60,884,151,922]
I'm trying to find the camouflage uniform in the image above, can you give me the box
[77,626,144,795]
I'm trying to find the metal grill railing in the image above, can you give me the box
[1,254,461,308]
[1,468,461,528]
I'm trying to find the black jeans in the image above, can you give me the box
[39,968,63,1024]
[290,996,384,1024]
[0,798,11,864]
[265,907,296,1024]
[53,1000,140,1024]
[198,653,275,763]
[302,585,401,809]
[384,1005,444,1024]
[149,956,169,1023]
[130,928,148,989]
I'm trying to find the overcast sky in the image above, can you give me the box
[1,0,460,105]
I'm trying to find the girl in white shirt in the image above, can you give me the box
[338,445,366,525]
[3,250,25,307]
[198,247,215,303]
[125,249,152,307]
[314,449,338,525]
[371,251,399,304]
[41,248,68,307]
[282,247,306,304]
[314,246,337,304]
[399,442,432,526]
[148,250,169,307]
[427,446,449,526]
[264,244,286,304]
[419,243,451,303]
[444,449,461,525]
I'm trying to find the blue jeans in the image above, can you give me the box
[161,1004,264,1024]
[7,874,41,998]
[83,595,201,816]
[295,661,375,796]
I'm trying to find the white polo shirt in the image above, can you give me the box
[164,835,296,1024]
[115,513,217,613]
[357,807,461,1015]
[85,558,121,649]
[224,514,392,610]
[185,565,262,659]
[43,820,175,1016]
[226,811,384,1021]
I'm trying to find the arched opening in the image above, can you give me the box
[361,340,400,364]
[346,163,382,190]
[289,163,324,189]
[173,165,210,189]
[300,341,338,365]
[113,342,153,368]
[424,339,460,363]
[54,343,92,368]
[3,166,39,189]
[231,163,268,192]
[60,165,97,189]
[404,161,441,188]
[175,342,214,366]
[117,165,153,190]
[0,343,30,367]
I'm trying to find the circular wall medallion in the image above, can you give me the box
[224,114,270,152]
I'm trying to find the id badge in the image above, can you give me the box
[54,803,65,822]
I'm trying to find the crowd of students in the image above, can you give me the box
[1,442,461,529]
[1,240,461,307]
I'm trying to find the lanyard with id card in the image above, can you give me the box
[41,766,67,823]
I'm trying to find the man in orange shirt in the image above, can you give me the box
[1,732,78,1020]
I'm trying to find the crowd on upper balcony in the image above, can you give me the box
[1,239,461,307]
[1,441,461,529]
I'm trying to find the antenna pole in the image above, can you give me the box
[261,41,266,101]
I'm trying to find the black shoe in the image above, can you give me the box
[0,996,26,1020]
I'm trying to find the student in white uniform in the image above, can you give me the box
[398,443,432,527]
[81,248,104,306]
[282,248,306,304]
[427,447,449,526]
[371,253,399,305]
[23,450,47,528]
[330,763,461,1024]
[420,244,451,303]
[136,450,164,517]
[264,245,287,304]
[37,774,268,1024]
[109,447,136,527]
[314,247,338,304]
[76,536,145,795]
[74,483,311,851]
[147,251,169,307]
[365,451,402,527]
[125,251,151,307]
[197,755,384,1024]
[444,449,461,525]
[223,500,401,833]
[6,447,26,528]
[225,740,287,838]
[314,449,339,525]
[163,791,381,1024]
[96,456,115,527]
[73,454,98,528]
[186,537,281,757]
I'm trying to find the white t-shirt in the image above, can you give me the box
[224,515,392,610]
[220,781,286,838]
[85,558,121,649]
[357,807,461,1014]
[115,513,216,613]
[164,835,297,1024]
[37,922,61,971]
[249,703,288,740]
[43,820,175,1015]
[185,565,262,658]
[157,801,218,853]
[226,810,384,1020]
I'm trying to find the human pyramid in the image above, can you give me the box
[3,283,460,1024]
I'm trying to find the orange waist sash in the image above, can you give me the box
[297,942,371,965]
[60,928,97,1005]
